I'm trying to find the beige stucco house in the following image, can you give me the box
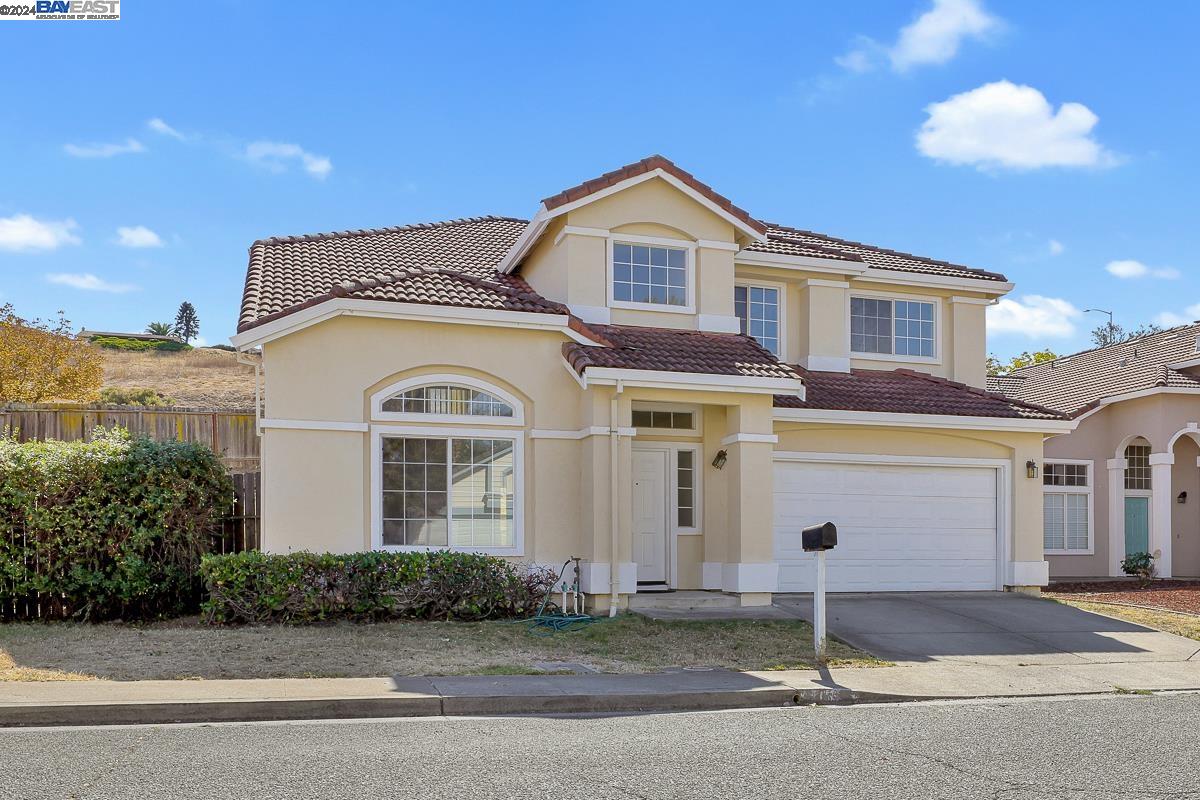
[231,155,1072,610]
[995,325,1200,580]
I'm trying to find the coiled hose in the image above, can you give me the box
[519,559,601,635]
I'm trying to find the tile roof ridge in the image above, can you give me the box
[760,221,1006,282]
[249,216,528,249]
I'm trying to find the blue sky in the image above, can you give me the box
[1,0,1197,357]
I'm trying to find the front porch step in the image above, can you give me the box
[627,591,741,611]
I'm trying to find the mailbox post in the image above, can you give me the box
[801,522,838,663]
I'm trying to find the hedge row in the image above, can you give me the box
[0,429,233,621]
[91,335,191,352]
[201,550,557,624]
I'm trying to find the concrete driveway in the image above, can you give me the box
[774,592,1200,665]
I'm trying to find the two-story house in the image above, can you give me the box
[231,156,1072,610]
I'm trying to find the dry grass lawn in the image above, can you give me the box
[1053,598,1200,642]
[101,347,256,409]
[0,615,884,682]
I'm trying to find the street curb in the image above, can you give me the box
[6,685,1196,728]
[0,686,926,728]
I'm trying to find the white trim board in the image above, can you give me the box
[773,407,1075,434]
[260,418,369,433]
[571,364,805,397]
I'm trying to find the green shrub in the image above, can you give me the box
[1121,551,1155,584]
[91,336,191,353]
[97,387,176,407]
[0,428,234,621]
[200,550,557,624]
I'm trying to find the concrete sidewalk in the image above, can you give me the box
[4,659,1200,728]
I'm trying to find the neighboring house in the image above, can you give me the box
[231,155,1071,609]
[993,324,1200,580]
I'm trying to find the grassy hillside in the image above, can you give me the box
[101,347,256,409]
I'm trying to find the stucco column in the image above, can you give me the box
[1107,458,1128,578]
[1151,453,1174,578]
[577,388,635,607]
[721,402,778,606]
[797,279,850,372]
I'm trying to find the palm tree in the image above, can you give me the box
[145,322,175,337]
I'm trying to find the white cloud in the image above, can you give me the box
[63,137,144,158]
[1105,259,1180,280]
[1154,304,1200,328]
[0,214,81,251]
[46,273,137,293]
[115,225,164,248]
[1048,239,1064,256]
[834,46,875,74]
[244,141,332,179]
[917,81,1118,170]
[147,117,185,140]
[987,295,1082,338]
[890,0,1001,71]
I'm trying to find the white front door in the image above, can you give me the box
[632,448,668,584]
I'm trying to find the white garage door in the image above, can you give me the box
[774,460,1000,592]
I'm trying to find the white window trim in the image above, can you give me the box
[1043,459,1094,556]
[370,374,525,426]
[847,289,942,365]
[631,402,701,437]
[607,233,697,315]
[734,278,787,360]
[370,424,525,556]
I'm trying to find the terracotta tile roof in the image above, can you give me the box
[541,155,769,236]
[775,367,1067,420]
[562,324,802,381]
[745,223,1009,283]
[991,323,1200,416]
[237,216,565,332]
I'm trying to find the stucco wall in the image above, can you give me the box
[1044,394,1200,578]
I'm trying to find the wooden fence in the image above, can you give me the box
[0,404,260,472]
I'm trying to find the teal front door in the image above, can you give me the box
[1125,496,1150,555]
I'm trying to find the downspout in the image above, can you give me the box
[609,379,625,617]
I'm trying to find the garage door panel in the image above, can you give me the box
[774,460,999,592]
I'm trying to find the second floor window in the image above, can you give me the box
[612,242,687,308]
[734,284,780,356]
[850,297,935,358]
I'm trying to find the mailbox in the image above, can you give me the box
[801,522,837,552]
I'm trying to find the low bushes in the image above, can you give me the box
[201,550,557,624]
[91,336,191,353]
[97,387,176,406]
[0,428,233,621]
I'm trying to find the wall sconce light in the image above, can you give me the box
[712,449,728,470]
[1026,460,1039,479]
[1179,491,1188,504]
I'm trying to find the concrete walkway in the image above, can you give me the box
[3,658,1200,728]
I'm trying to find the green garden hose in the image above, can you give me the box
[519,559,602,635]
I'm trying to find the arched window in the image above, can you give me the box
[1125,440,1152,490]
[371,374,523,425]
[383,385,514,418]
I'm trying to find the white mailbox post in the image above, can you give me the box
[801,522,838,664]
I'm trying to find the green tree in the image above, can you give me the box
[145,321,175,336]
[986,349,1059,376]
[173,301,199,343]
[1091,321,1163,348]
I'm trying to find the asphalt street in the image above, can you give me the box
[1,693,1197,799]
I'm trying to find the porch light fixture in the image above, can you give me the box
[1179,491,1188,504]
[711,449,728,470]
[1025,460,1039,479]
